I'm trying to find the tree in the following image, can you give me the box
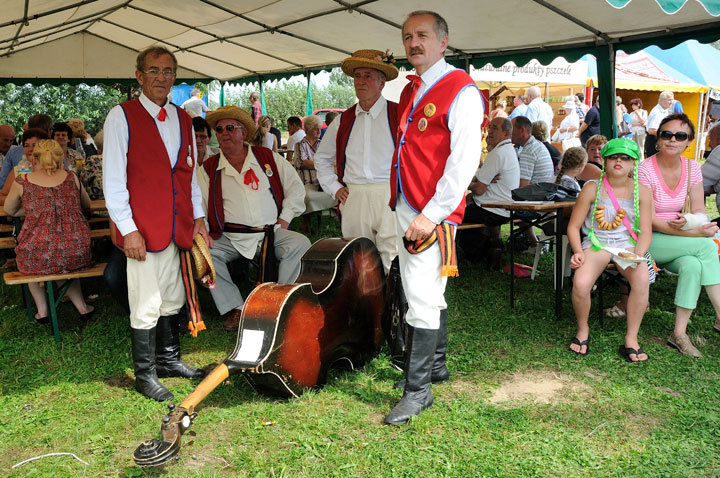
[218,68,355,130]
[0,83,124,135]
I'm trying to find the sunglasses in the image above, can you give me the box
[606,154,634,162]
[214,124,241,133]
[659,130,689,141]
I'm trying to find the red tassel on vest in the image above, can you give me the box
[116,99,195,251]
[204,146,285,239]
[389,70,477,225]
[335,101,399,185]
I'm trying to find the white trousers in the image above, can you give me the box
[127,243,186,329]
[396,199,446,330]
[340,182,398,273]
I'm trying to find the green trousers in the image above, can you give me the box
[649,232,720,309]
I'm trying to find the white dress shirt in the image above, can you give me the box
[315,96,395,198]
[406,58,484,224]
[646,103,672,132]
[198,146,305,259]
[103,93,204,236]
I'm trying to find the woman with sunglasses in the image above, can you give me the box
[638,113,720,357]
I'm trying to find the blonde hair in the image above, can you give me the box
[32,139,64,175]
[555,147,587,184]
[67,118,89,141]
[249,115,272,146]
[531,121,548,142]
[303,115,321,132]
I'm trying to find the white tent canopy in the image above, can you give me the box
[1,0,719,84]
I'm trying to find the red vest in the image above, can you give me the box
[116,99,195,251]
[335,101,399,184]
[203,146,285,240]
[389,70,477,225]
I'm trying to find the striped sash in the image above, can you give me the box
[403,222,458,277]
[179,251,206,337]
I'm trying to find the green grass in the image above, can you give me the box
[2,213,720,477]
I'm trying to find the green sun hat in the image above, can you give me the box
[601,137,641,160]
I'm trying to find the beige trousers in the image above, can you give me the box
[340,182,398,272]
[127,243,186,329]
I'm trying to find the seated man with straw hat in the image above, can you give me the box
[314,48,400,273]
[201,106,310,332]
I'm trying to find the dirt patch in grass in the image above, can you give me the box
[654,386,682,398]
[103,373,134,390]
[487,370,591,406]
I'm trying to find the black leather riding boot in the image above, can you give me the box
[384,325,437,425]
[432,309,450,383]
[394,310,448,388]
[155,315,206,379]
[130,327,174,402]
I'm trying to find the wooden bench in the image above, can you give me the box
[3,263,107,342]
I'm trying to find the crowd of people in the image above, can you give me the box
[2,8,720,427]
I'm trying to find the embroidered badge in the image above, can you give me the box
[418,117,428,132]
[264,163,273,177]
[424,103,436,117]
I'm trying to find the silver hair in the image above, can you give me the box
[404,10,449,38]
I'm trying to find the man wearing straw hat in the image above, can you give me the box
[201,106,309,332]
[314,49,400,273]
[103,46,210,402]
[386,10,483,425]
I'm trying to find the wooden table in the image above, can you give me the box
[480,200,576,320]
[89,199,106,212]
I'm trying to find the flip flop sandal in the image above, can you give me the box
[619,345,648,363]
[570,337,589,356]
[603,303,626,319]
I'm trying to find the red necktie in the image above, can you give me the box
[157,108,166,122]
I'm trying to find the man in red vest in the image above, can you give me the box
[103,46,211,402]
[200,106,309,332]
[315,49,400,273]
[385,11,483,425]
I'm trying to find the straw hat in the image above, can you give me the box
[190,234,216,288]
[341,49,398,81]
[206,106,256,138]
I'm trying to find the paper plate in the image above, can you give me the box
[602,247,649,263]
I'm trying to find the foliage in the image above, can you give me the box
[218,68,355,129]
[0,84,125,136]
[2,214,720,476]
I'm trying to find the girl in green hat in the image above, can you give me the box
[566,138,653,362]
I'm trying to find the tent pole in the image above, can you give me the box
[305,70,313,117]
[219,82,225,107]
[259,75,267,116]
[596,43,617,139]
[545,82,549,102]
[695,91,705,160]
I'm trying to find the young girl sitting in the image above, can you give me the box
[555,146,587,193]
[566,138,653,362]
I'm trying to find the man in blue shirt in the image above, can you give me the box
[508,94,527,120]
[524,86,553,140]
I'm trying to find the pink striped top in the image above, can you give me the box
[637,155,702,221]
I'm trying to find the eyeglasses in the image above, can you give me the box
[606,154,634,162]
[142,68,176,78]
[659,130,689,141]
[214,124,241,133]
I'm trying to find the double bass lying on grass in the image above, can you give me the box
[133,237,391,467]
